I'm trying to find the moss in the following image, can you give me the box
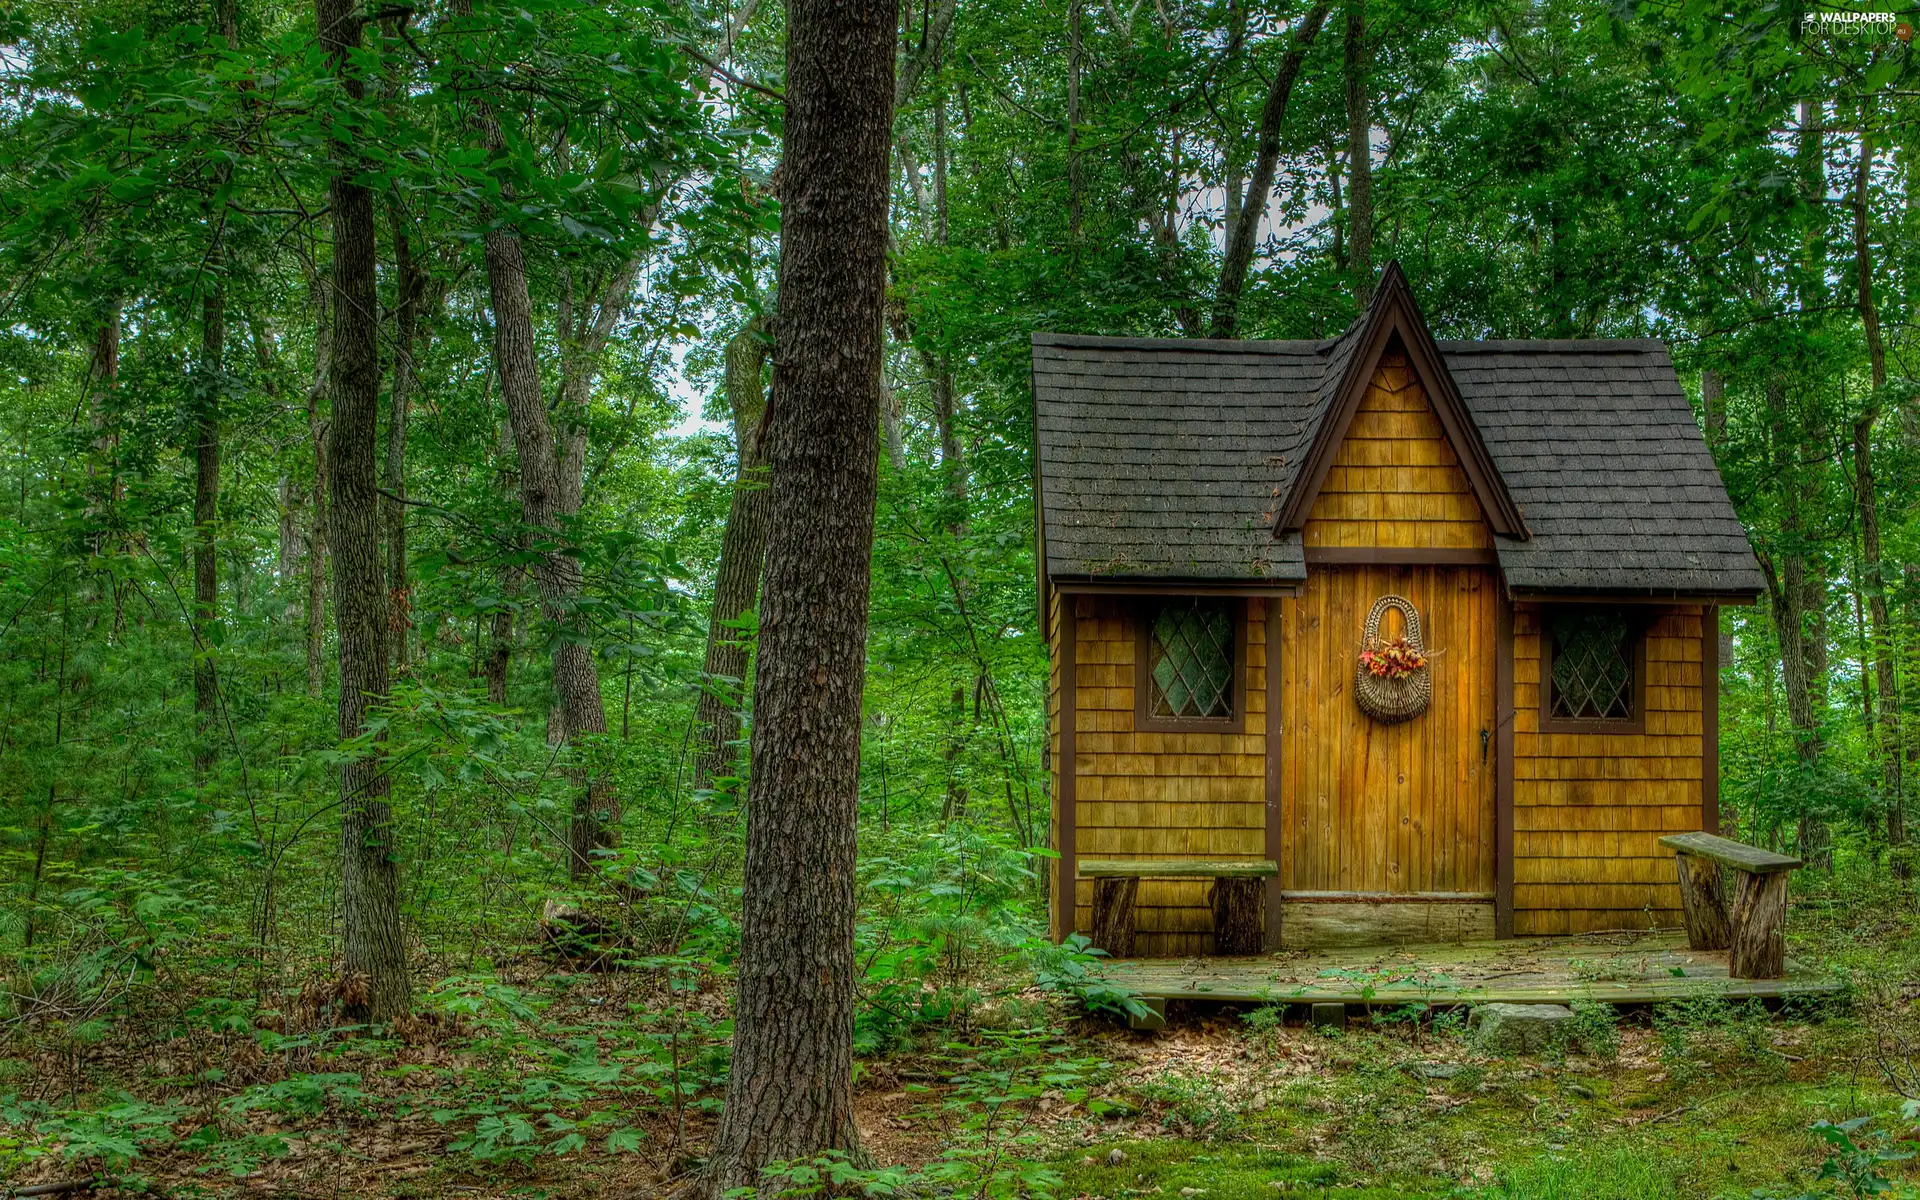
[1051,1140,1455,1199]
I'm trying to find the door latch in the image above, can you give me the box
[1480,728,1490,764]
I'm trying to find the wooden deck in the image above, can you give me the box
[1099,930,1841,1008]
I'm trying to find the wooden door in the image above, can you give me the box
[1279,564,1498,903]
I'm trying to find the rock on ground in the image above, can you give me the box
[1470,1002,1576,1055]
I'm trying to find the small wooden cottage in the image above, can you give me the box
[1032,263,1765,956]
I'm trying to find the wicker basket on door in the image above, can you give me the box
[1354,595,1432,724]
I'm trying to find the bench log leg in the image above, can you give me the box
[1091,877,1139,958]
[1729,869,1790,980]
[1674,853,1732,951]
[1209,876,1264,955]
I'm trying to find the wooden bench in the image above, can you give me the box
[1081,859,1277,957]
[1658,832,1803,980]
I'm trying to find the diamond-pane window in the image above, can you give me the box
[1548,612,1635,721]
[1148,600,1235,720]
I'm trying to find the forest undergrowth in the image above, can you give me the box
[7,851,1920,1200]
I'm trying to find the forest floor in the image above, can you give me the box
[5,882,1920,1200]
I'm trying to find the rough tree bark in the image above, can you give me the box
[1850,114,1903,867]
[1342,0,1372,307]
[692,316,772,790]
[318,0,409,1020]
[1208,2,1330,338]
[699,0,894,1187]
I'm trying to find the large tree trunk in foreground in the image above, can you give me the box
[1208,1,1330,338]
[193,280,223,770]
[318,0,409,1021]
[700,0,894,1188]
[692,316,772,790]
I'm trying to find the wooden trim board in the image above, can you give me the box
[1304,547,1499,566]
[1704,603,1720,834]
[1495,595,1515,939]
[1277,900,1496,950]
[1264,598,1283,951]
[1515,590,1759,607]
[1081,858,1278,878]
[1054,580,1302,598]
[1282,891,1495,903]
[1056,600,1078,942]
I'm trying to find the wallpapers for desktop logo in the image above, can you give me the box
[1805,8,1905,38]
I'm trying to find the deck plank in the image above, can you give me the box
[1096,931,1838,1006]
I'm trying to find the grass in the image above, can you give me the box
[1054,1140,1447,1199]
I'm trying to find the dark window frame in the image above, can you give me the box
[1134,597,1248,734]
[1538,607,1647,735]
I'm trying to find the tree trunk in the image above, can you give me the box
[318,0,409,1022]
[1851,113,1903,869]
[1702,368,1725,447]
[277,475,301,598]
[1208,2,1330,338]
[1804,558,1830,714]
[305,418,328,699]
[1728,870,1790,980]
[1674,853,1732,951]
[879,384,906,471]
[1066,0,1082,240]
[932,81,949,246]
[1090,877,1138,957]
[485,422,519,707]
[193,279,223,770]
[693,316,772,790]
[488,228,616,879]
[85,301,122,549]
[1341,0,1372,307]
[700,0,893,1187]
[194,0,238,753]
[1209,877,1263,955]
[450,0,616,879]
[305,281,332,700]
[383,193,426,672]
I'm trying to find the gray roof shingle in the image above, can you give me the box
[1031,325,1764,596]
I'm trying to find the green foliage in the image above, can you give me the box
[1797,1109,1919,1199]
[1566,1000,1621,1063]
[1027,933,1150,1022]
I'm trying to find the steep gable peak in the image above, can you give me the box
[1275,262,1529,540]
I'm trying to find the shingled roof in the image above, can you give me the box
[1032,264,1764,597]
